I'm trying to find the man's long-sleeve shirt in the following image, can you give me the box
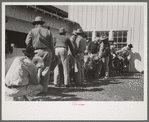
[25,25,55,56]
[54,35,75,56]
[5,57,39,86]
[116,46,132,60]
[110,45,117,57]
[88,41,99,54]
[70,35,77,55]
[75,36,86,54]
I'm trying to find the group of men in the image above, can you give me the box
[85,36,133,80]
[5,16,133,101]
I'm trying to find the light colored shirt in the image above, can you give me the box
[116,46,132,60]
[25,25,55,56]
[5,57,39,86]
[110,45,117,56]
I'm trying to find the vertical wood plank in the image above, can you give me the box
[128,5,135,44]
[78,5,82,26]
[87,5,91,29]
[102,5,108,29]
[138,6,144,68]
[107,5,112,29]
[91,5,96,29]
[117,5,123,28]
[123,6,129,28]
[133,6,141,69]
[96,5,103,29]
[112,6,118,29]
[82,5,87,30]
[73,5,78,22]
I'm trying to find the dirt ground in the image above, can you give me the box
[33,73,144,101]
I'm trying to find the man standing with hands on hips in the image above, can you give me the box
[25,16,55,94]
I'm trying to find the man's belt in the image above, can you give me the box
[35,47,49,50]
[55,46,68,50]
[5,84,25,89]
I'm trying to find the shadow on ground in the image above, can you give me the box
[33,79,123,101]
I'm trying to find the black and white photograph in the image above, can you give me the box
[2,2,147,120]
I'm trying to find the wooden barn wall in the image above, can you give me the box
[68,5,145,72]
[5,5,78,37]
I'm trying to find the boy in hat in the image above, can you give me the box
[54,27,75,87]
[75,28,86,84]
[25,16,55,93]
[5,46,43,101]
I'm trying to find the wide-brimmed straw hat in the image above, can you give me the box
[32,16,45,25]
[22,46,37,57]
[72,30,77,36]
[99,33,107,40]
[59,27,66,34]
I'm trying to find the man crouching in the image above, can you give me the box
[5,46,44,101]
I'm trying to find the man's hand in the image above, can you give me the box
[37,68,42,83]
[42,67,49,76]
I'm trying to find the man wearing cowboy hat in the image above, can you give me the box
[25,16,55,93]
[98,33,110,79]
[5,46,43,101]
[116,44,133,71]
[75,28,86,84]
[109,40,117,59]
[87,37,101,79]
[54,27,75,87]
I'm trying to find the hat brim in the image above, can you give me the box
[22,50,37,56]
[76,32,83,34]
[59,31,66,34]
[32,21,45,25]
[100,37,107,40]
[72,32,77,35]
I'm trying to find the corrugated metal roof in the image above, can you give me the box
[6,17,34,33]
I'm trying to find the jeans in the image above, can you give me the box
[35,48,52,92]
[75,53,84,84]
[98,56,110,77]
[54,48,70,85]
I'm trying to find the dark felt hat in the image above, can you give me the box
[32,16,45,25]
[128,44,133,48]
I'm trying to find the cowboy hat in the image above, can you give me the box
[32,16,45,25]
[99,33,107,40]
[22,46,37,57]
[72,30,77,36]
[128,44,133,48]
[59,27,66,34]
[76,28,83,34]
